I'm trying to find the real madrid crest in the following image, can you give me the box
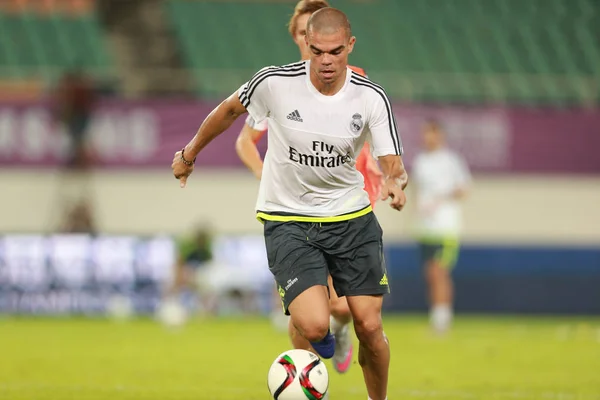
[350,113,363,133]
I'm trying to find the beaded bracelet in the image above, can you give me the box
[181,148,196,166]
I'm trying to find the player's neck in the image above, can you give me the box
[309,68,348,96]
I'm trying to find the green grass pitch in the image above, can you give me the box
[0,314,599,400]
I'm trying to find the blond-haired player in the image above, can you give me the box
[235,0,382,375]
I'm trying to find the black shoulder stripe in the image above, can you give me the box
[241,71,306,108]
[248,61,305,84]
[247,62,305,89]
[240,63,306,102]
[240,68,305,106]
[350,72,385,91]
[241,65,305,103]
[281,60,307,69]
[350,79,402,155]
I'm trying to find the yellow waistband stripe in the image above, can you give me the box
[256,205,373,224]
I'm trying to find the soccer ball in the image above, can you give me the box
[267,349,329,400]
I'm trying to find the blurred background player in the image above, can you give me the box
[412,120,472,334]
[52,67,96,170]
[234,0,383,375]
[158,224,215,325]
[49,67,98,232]
[158,224,261,326]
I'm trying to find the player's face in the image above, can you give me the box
[306,29,355,85]
[422,126,444,151]
[293,13,312,60]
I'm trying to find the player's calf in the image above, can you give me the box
[329,289,354,373]
[328,275,352,327]
[347,295,390,400]
[330,295,352,328]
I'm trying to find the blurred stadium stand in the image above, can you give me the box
[0,0,598,104]
[0,0,114,98]
[167,0,600,105]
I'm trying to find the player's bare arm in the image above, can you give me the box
[379,154,408,211]
[235,123,264,180]
[172,92,247,187]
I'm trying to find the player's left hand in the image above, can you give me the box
[172,150,194,188]
[381,180,406,211]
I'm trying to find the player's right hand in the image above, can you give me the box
[172,150,194,188]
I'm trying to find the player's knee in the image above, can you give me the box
[353,315,383,345]
[298,319,330,342]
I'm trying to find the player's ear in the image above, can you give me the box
[347,36,356,54]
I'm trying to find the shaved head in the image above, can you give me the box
[304,6,355,94]
[306,7,352,39]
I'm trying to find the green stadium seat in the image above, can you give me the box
[165,0,599,106]
[0,7,113,85]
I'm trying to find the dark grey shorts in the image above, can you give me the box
[263,212,390,315]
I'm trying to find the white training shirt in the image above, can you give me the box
[237,61,402,221]
[412,148,471,237]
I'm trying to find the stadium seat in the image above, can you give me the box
[0,1,112,85]
[165,0,599,105]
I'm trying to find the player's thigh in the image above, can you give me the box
[287,285,331,339]
[346,294,385,340]
[327,274,342,302]
[324,212,390,298]
[346,294,384,322]
[264,220,329,316]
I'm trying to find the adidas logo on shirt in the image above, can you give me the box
[286,110,303,122]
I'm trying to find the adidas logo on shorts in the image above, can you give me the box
[379,274,388,286]
[286,109,303,122]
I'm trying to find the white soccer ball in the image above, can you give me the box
[267,349,329,400]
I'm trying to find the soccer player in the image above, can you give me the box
[156,225,216,324]
[172,8,406,400]
[234,0,382,375]
[164,225,213,300]
[412,120,471,334]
